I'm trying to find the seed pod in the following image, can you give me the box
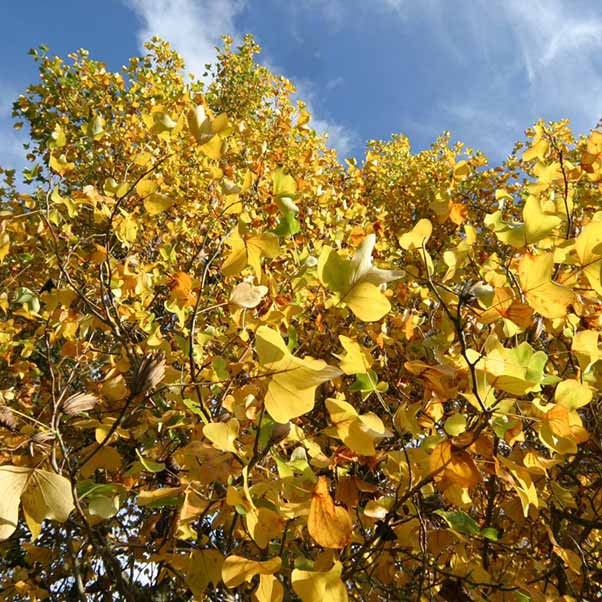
[31,431,56,445]
[61,392,99,416]
[130,351,166,395]
[269,421,291,444]
[0,406,16,431]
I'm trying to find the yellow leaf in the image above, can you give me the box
[318,234,401,322]
[80,446,122,478]
[518,254,574,319]
[0,466,31,541]
[296,110,311,129]
[253,574,284,602]
[222,230,280,279]
[308,476,353,549]
[272,167,297,198]
[203,419,239,454]
[334,336,373,375]
[186,550,224,597]
[144,192,174,216]
[453,160,471,180]
[523,195,562,243]
[499,457,539,517]
[523,138,549,162]
[256,326,342,423]
[21,469,74,526]
[555,379,592,410]
[23,507,42,540]
[222,555,281,589]
[292,560,348,602]
[246,507,285,549]
[484,211,526,248]
[168,272,196,307]
[325,397,389,456]
[49,153,75,176]
[544,404,572,438]
[188,104,231,158]
[444,413,467,437]
[137,487,183,507]
[200,135,223,160]
[116,211,139,245]
[554,546,582,574]
[0,232,10,262]
[179,488,209,525]
[399,219,432,250]
[430,441,481,490]
[575,220,602,294]
[344,281,391,322]
[48,123,66,148]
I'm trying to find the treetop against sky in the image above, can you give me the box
[0,4,602,602]
[2,0,602,169]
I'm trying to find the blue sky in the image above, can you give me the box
[2,0,602,173]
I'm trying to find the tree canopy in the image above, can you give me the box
[0,36,601,601]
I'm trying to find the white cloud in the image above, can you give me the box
[380,0,404,15]
[292,78,357,157]
[126,0,357,157]
[127,0,244,80]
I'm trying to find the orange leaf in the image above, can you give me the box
[430,441,481,490]
[545,404,572,438]
[308,477,353,549]
[168,272,196,306]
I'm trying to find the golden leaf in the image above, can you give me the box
[222,555,281,589]
[292,560,348,602]
[256,326,342,423]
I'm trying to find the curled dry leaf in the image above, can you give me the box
[230,281,269,308]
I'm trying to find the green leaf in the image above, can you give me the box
[14,287,40,313]
[135,450,165,473]
[436,509,481,537]
[444,413,467,437]
[435,509,498,541]
[480,527,499,542]
[349,370,387,400]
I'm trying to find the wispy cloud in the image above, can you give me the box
[126,0,357,157]
[503,0,602,125]
[389,0,602,160]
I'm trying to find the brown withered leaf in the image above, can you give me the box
[308,476,353,549]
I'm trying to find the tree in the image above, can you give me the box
[0,35,601,602]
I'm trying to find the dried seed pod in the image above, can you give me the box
[31,431,56,445]
[0,406,16,431]
[269,421,291,444]
[130,351,166,395]
[61,392,99,416]
[164,455,180,474]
